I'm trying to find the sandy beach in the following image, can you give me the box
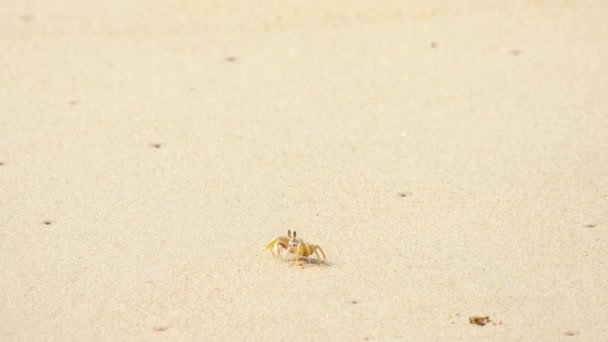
[1,1,607,340]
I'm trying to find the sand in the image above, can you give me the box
[1,1,607,340]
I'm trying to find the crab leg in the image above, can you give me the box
[294,242,300,261]
[314,245,326,260]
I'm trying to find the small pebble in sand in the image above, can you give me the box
[469,315,491,326]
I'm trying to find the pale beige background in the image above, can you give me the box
[1,1,607,340]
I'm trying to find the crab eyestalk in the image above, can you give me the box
[288,231,299,248]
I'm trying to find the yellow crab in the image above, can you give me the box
[265,230,326,262]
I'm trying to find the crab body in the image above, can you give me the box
[266,230,325,262]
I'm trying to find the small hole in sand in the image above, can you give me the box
[564,331,578,336]
[69,100,78,105]
[0,162,4,166]
[430,42,437,48]
[150,143,162,149]
[153,326,169,332]
[351,300,358,304]
[226,56,237,62]
[585,223,597,228]
[397,192,412,198]
[44,221,52,225]
[510,49,522,55]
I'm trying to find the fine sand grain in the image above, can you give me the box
[1,1,607,340]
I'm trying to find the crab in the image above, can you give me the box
[265,230,326,263]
